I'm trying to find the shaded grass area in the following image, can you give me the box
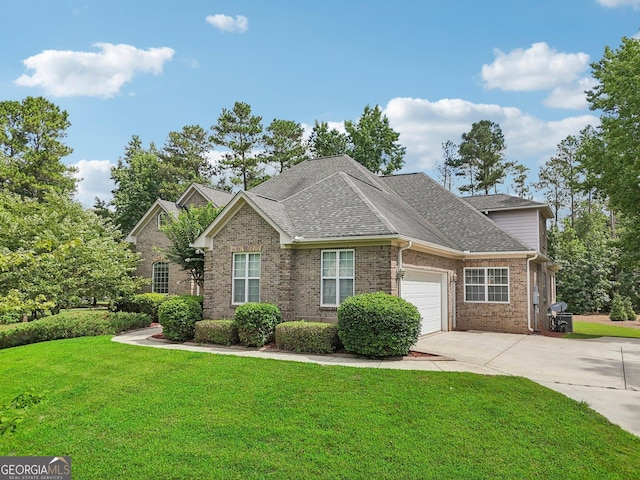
[567,321,640,339]
[1,337,639,479]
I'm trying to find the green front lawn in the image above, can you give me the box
[1,337,638,479]
[568,321,640,339]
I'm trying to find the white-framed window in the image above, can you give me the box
[157,212,168,230]
[233,253,261,304]
[321,249,354,306]
[464,267,509,303]
[152,262,169,294]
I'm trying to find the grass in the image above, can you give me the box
[1,337,639,479]
[567,320,640,339]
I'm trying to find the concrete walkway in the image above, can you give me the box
[113,327,640,437]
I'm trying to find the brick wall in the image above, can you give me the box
[133,213,192,295]
[203,203,284,319]
[291,245,393,323]
[456,257,530,334]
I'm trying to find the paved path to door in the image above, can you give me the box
[114,328,640,437]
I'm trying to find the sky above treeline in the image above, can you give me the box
[1,0,639,206]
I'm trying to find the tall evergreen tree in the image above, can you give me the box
[455,120,510,195]
[210,101,264,190]
[0,96,76,199]
[262,119,306,173]
[158,124,216,199]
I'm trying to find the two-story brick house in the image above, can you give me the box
[193,155,557,334]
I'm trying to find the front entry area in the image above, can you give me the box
[401,270,447,335]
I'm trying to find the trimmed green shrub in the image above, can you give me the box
[134,293,173,322]
[622,296,637,321]
[194,320,239,345]
[610,294,628,321]
[234,303,283,347]
[275,321,339,354]
[158,297,202,342]
[0,311,151,349]
[338,292,420,357]
[179,295,204,310]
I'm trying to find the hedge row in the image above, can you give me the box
[115,293,203,322]
[0,311,151,349]
[192,294,419,357]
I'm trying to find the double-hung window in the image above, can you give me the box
[233,253,260,304]
[464,267,509,303]
[321,250,354,306]
[152,262,169,294]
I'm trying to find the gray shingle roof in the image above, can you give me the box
[463,194,548,212]
[236,155,533,253]
[157,199,180,216]
[191,184,234,207]
[379,174,532,252]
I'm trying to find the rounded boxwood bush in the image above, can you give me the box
[337,292,420,357]
[194,319,239,345]
[234,302,282,347]
[158,297,202,342]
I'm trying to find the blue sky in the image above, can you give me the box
[1,0,639,206]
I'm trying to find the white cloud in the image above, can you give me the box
[72,159,115,207]
[481,42,589,91]
[543,77,598,109]
[15,43,175,98]
[382,97,599,172]
[597,0,640,7]
[205,14,249,33]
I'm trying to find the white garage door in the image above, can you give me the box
[402,270,444,335]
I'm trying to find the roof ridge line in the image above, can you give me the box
[280,170,345,202]
[339,172,398,234]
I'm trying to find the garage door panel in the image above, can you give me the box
[401,271,444,335]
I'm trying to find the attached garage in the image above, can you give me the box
[401,270,447,335]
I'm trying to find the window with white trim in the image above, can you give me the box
[233,253,261,304]
[152,262,169,294]
[464,267,509,303]
[157,212,168,230]
[321,250,354,306]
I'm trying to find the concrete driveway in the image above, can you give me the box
[413,331,640,437]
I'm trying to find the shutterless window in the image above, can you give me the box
[464,267,509,303]
[321,250,354,306]
[152,262,169,294]
[157,212,168,230]
[233,253,260,304]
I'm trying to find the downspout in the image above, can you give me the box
[526,252,538,333]
[396,241,412,297]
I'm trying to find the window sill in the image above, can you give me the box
[319,306,338,311]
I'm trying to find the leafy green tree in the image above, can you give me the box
[111,137,164,234]
[344,104,406,175]
[0,96,76,199]
[451,120,511,194]
[0,192,143,318]
[584,36,640,267]
[307,121,349,158]
[262,119,306,173]
[210,101,264,190]
[160,203,222,291]
[549,206,616,313]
